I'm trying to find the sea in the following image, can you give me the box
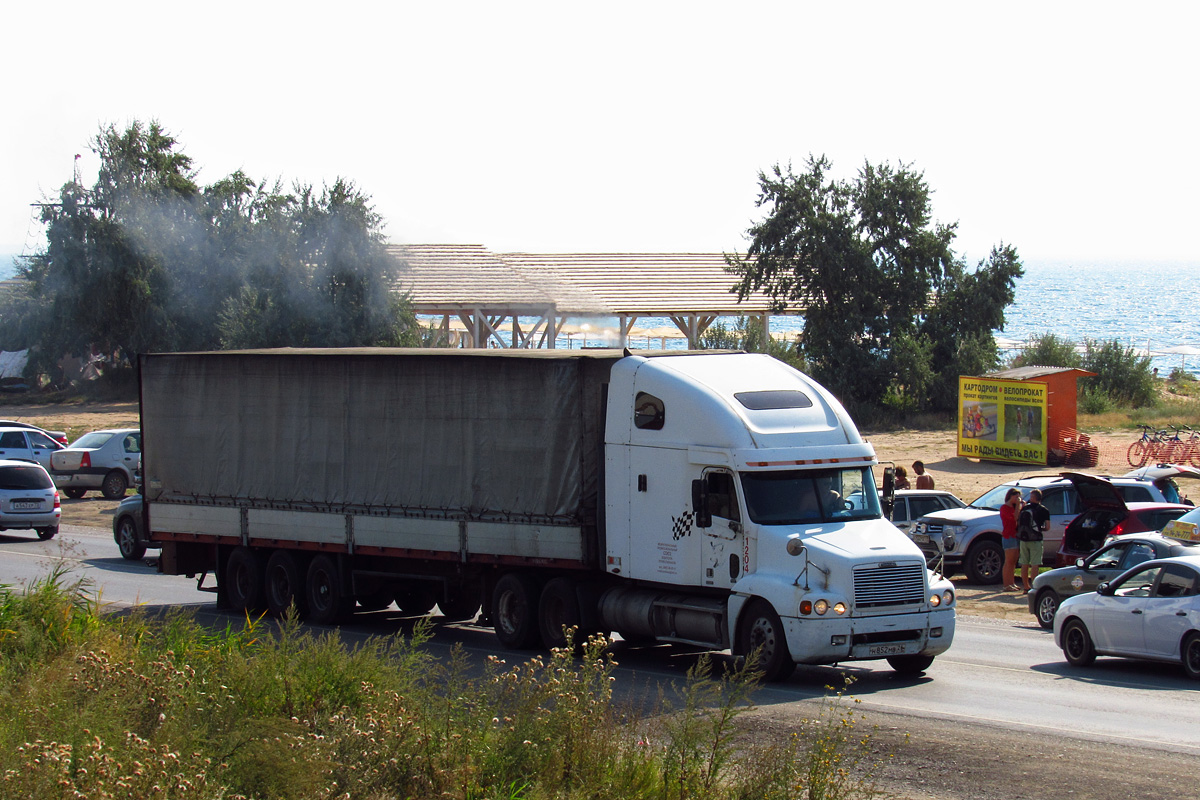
[549,261,1198,377]
[2,256,1195,374]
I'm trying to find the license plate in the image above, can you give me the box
[867,644,910,657]
[11,501,39,510]
[913,533,930,544]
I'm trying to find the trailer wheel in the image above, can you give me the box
[264,550,307,618]
[306,554,351,625]
[492,573,541,649]
[538,577,581,650]
[736,600,795,682]
[226,547,263,612]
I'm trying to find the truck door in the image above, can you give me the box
[700,469,746,589]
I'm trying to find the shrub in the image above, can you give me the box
[1081,338,1156,408]
[1010,333,1081,369]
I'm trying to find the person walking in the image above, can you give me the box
[913,461,935,490]
[1000,487,1022,591]
[1018,489,1050,592]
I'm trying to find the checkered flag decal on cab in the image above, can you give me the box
[672,511,694,540]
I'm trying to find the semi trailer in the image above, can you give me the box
[140,348,955,680]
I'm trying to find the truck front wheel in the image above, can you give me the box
[736,600,795,682]
[306,554,351,625]
[492,573,541,649]
[226,547,262,612]
[538,577,581,650]
[887,654,935,675]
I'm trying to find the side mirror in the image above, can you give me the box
[691,479,712,529]
[1096,582,1114,596]
[880,466,896,519]
[1075,558,1086,570]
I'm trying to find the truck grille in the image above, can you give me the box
[853,562,926,608]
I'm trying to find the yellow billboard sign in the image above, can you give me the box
[958,377,1047,464]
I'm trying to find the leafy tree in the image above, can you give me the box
[1009,333,1081,369]
[4,120,418,383]
[1081,338,1155,408]
[727,156,1021,412]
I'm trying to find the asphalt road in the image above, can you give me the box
[4,525,1200,799]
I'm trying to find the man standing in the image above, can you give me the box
[1018,489,1051,592]
[913,461,935,489]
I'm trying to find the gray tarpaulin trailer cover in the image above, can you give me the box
[139,349,621,539]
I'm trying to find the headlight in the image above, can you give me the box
[834,602,847,615]
[930,593,940,607]
[814,599,829,615]
[942,589,954,606]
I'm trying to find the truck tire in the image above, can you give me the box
[116,516,146,560]
[492,573,541,649]
[306,554,352,625]
[226,547,263,612]
[265,550,307,618]
[887,654,935,675]
[964,539,1003,584]
[538,577,581,650]
[101,470,128,500]
[736,600,795,682]
[439,584,482,622]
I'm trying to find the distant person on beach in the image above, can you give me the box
[894,466,910,490]
[913,461,935,490]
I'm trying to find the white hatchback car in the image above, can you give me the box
[50,428,141,500]
[1055,553,1200,679]
[0,458,61,540]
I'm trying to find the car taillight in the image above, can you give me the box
[54,491,60,509]
[81,452,91,469]
[1110,520,1126,537]
[56,436,68,445]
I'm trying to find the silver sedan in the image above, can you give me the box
[1055,554,1200,679]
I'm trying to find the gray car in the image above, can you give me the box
[908,468,1193,584]
[50,428,141,499]
[1028,532,1200,629]
[0,459,61,540]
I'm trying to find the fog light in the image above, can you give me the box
[831,635,847,646]
[834,602,847,615]
[942,590,954,606]
[814,599,829,615]
[799,600,812,615]
[930,627,943,638]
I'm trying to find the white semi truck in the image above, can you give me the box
[140,348,955,680]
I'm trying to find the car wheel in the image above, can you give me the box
[264,550,307,618]
[306,554,351,625]
[887,654,935,675]
[1034,589,1060,630]
[737,599,795,682]
[115,516,146,560]
[964,539,1003,584]
[63,487,87,500]
[1062,618,1096,666]
[225,547,263,612]
[1182,632,1200,681]
[36,526,58,541]
[492,573,541,649]
[101,470,128,500]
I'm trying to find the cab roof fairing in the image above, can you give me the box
[611,353,866,452]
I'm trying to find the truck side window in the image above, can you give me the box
[634,392,665,430]
[706,472,740,522]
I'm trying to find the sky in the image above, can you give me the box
[2,2,1197,268]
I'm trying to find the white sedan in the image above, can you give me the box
[50,428,141,499]
[1055,553,1200,679]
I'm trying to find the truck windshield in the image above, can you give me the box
[739,467,882,525]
